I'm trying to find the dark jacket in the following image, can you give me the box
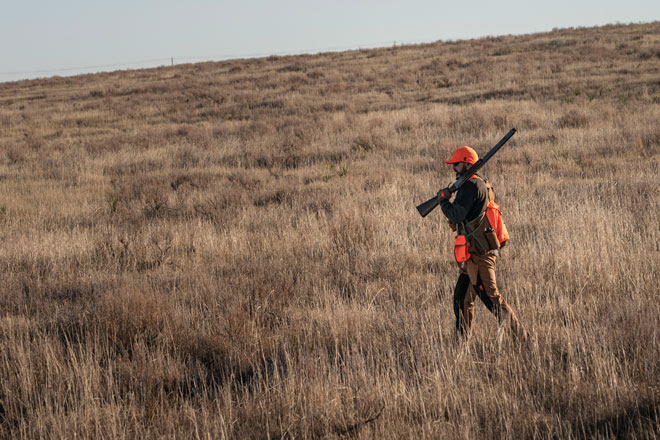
[439,176,488,224]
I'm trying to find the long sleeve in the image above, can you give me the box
[439,180,479,224]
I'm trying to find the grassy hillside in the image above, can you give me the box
[1,22,659,438]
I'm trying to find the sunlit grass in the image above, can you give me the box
[0,21,659,439]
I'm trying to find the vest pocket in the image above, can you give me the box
[484,227,500,250]
[454,235,471,262]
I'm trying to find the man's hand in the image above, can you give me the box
[437,188,451,201]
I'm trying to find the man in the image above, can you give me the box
[438,145,528,342]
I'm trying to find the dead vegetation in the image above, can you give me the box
[0,22,659,438]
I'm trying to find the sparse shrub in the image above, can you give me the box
[174,146,201,169]
[449,109,488,135]
[353,134,374,151]
[254,187,298,207]
[352,132,388,153]
[142,187,171,219]
[307,70,324,80]
[395,118,414,133]
[89,88,105,98]
[4,144,27,165]
[555,109,590,128]
[94,282,177,349]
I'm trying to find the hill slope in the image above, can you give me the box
[0,22,659,439]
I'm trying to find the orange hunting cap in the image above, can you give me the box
[445,146,478,165]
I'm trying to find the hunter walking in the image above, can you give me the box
[438,145,529,342]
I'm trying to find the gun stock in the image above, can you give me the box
[416,196,439,217]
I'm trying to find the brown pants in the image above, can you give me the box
[455,253,527,341]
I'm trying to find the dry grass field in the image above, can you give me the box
[1,21,659,438]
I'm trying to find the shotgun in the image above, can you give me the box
[416,128,517,217]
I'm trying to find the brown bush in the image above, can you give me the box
[555,108,590,128]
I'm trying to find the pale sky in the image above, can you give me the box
[1,0,659,82]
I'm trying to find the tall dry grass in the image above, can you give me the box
[0,22,659,438]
